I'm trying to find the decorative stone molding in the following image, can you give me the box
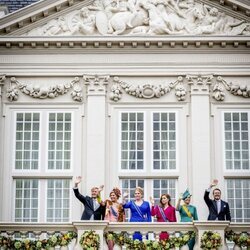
[109,76,185,101]
[212,76,250,100]
[0,37,249,51]
[110,74,250,102]
[83,74,109,94]
[187,74,213,94]
[6,77,83,102]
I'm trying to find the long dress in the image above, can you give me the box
[151,205,177,240]
[104,200,124,222]
[123,200,152,240]
[178,204,198,250]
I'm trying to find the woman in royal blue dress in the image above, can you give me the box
[123,187,151,240]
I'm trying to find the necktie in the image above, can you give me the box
[93,198,97,210]
[217,200,221,214]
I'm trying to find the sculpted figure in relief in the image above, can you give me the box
[26,0,249,36]
[70,7,96,35]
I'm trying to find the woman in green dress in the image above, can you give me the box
[176,189,198,250]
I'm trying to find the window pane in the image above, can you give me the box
[48,113,72,170]
[120,112,144,170]
[46,179,70,222]
[226,179,250,222]
[15,179,38,222]
[15,113,40,170]
[153,112,176,170]
[223,112,249,170]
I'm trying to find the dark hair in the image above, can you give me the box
[110,187,121,199]
[213,188,221,195]
[159,194,171,207]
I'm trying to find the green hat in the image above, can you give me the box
[182,189,192,200]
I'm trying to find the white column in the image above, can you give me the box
[84,75,109,191]
[188,75,213,220]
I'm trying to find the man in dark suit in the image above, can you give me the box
[204,179,231,221]
[73,176,105,220]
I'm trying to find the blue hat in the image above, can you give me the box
[182,189,192,200]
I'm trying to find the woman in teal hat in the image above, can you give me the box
[176,189,198,250]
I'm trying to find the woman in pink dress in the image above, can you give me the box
[150,194,177,240]
[104,187,124,222]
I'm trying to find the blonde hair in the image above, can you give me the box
[135,186,144,196]
[91,187,99,192]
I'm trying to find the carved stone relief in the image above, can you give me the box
[26,0,250,36]
[5,77,83,102]
[213,76,250,100]
[2,74,250,102]
[109,75,250,101]
[109,76,186,101]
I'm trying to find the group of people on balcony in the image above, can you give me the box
[73,177,231,249]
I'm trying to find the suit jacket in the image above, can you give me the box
[73,188,105,220]
[204,190,231,221]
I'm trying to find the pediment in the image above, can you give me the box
[0,0,250,36]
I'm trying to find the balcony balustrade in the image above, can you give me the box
[0,221,249,249]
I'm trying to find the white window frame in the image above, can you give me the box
[222,110,250,173]
[108,104,187,209]
[119,111,146,172]
[118,109,180,174]
[212,105,250,223]
[3,105,82,222]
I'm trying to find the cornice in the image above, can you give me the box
[0,0,93,36]
[197,0,250,20]
[0,36,250,51]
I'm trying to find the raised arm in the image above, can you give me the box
[73,176,86,204]
[175,193,183,211]
[204,179,218,207]
[122,191,130,208]
[149,196,157,216]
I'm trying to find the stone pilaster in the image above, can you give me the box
[187,74,213,220]
[83,75,109,191]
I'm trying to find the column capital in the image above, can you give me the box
[83,74,109,95]
[187,74,213,95]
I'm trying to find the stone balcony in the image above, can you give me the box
[0,221,249,249]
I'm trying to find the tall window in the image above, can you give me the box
[118,110,179,216]
[153,112,176,170]
[121,112,144,170]
[223,111,250,222]
[15,179,38,222]
[48,113,72,170]
[120,111,177,171]
[15,113,40,170]
[224,112,249,170]
[226,179,250,222]
[47,179,70,222]
[13,110,74,222]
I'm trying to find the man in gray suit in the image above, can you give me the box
[73,176,105,220]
